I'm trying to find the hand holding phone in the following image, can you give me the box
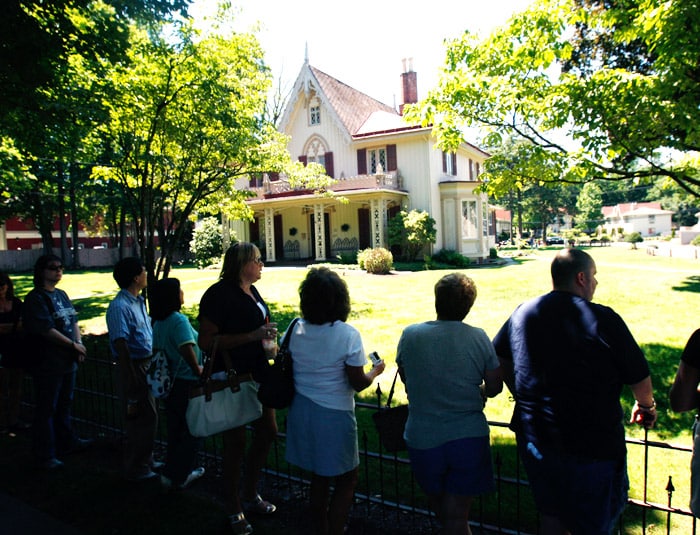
[369,351,382,366]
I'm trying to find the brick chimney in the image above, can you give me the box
[399,57,417,115]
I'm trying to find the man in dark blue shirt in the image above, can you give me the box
[493,248,656,535]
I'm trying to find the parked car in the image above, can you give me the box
[545,236,565,245]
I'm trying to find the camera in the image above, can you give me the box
[369,351,382,366]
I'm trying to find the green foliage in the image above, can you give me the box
[431,249,471,268]
[692,235,700,247]
[625,231,644,249]
[189,217,224,269]
[336,251,358,264]
[357,247,393,274]
[405,0,700,198]
[388,210,437,261]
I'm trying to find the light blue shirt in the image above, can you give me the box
[152,312,201,381]
[396,320,500,449]
[106,289,152,360]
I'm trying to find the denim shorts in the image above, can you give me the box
[407,435,495,497]
[518,439,628,535]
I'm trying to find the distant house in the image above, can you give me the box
[227,57,494,262]
[601,202,674,237]
[0,216,112,251]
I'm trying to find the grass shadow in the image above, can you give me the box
[673,275,700,293]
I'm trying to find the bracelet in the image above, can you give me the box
[638,400,656,411]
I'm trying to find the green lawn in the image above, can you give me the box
[7,245,700,532]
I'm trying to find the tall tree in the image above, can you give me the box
[405,0,700,197]
[95,21,290,283]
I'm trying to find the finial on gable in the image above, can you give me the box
[305,42,309,65]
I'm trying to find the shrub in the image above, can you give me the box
[692,235,700,246]
[431,249,470,268]
[336,251,358,264]
[190,217,224,268]
[388,209,437,261]
[489,247,498,259]
[624,231,644,249]
[357,247,393,274]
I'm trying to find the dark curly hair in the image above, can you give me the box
[112,257,145,289]
[148,278,182,322]
[299,267,351,325]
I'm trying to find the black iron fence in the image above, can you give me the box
[16,340,700,534]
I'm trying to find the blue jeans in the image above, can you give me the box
[518,438,628,535]
[163,378,202,485]
[32,369,78,461]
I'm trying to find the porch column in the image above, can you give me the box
[313,204,326,260]
[370,198,386,249]
[264,207,276,262]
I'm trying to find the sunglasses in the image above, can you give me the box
[46,264,65,271]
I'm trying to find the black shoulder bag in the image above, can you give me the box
[257,317,300,409]
[372,368,409,452]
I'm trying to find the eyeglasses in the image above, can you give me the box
[46,264,65,271]
[253,257,264,265]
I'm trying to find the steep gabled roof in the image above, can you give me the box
[309,66,398,136]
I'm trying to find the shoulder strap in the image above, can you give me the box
[385,368,401,408]
[280,317,301,351]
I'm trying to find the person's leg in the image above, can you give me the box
[54,369,77,451]
[120,359,157,478]
[31,372,61,462]
[441,494,473,535]
[242,406,278,502]
[310,473,331,535]
[164,379,201,485]
[0,368,9,429]
[6,368,24,427]
[224,426,248,514]
[328,467,359,535]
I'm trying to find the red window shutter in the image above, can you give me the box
[299,155,307,166]
[387,144,397,171]
[357,149,367,175]
[324,152,334,178]
[451,153,457,176]
[442,152,447,173]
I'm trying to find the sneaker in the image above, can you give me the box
[151,460,165,471]
[126,470,158,482]
[178,467,205,489]
[228,512,253,535]
[39,458,64,470]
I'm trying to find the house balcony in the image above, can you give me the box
[248,172,403,200]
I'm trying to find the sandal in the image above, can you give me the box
[241,494,277,515]
[229,512,253,535]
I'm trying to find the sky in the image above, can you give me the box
[189,0,535,108]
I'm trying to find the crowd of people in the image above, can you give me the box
[3,246,700,535]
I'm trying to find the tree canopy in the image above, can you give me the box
[406,0,700,197]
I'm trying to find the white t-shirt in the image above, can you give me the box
[287,319,366,411]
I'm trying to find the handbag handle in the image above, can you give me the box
[384,368,401,408]
[278,317,301,354]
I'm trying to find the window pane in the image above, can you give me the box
[462,200,478,238]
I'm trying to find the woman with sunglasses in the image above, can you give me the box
[198,242,278,535]
[22,254,92,469]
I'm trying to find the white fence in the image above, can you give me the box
[0,248,120,273]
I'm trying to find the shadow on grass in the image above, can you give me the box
[673,275,700,293]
